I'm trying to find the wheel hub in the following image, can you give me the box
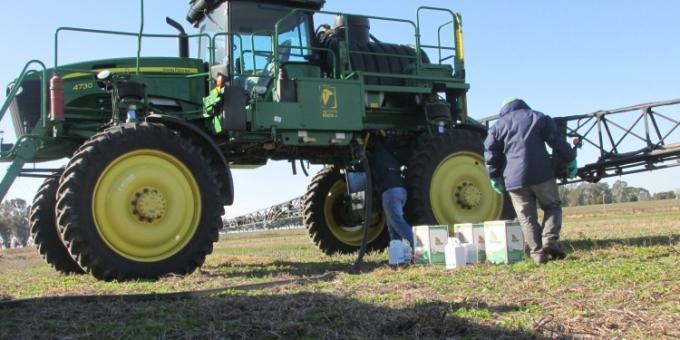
[454,181,482,209]
[131,187,167,223]
[323,179,386,246]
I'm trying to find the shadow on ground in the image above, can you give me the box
[0,291,557,339]
[562,233,679,252]
[200,259,385,279]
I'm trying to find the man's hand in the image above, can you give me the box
[490,177,505,194]
[567,160,578,178]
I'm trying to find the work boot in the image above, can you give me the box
[543,243,566,260]
[530,252,549,265]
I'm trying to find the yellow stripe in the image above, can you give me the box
[62,66,200,80]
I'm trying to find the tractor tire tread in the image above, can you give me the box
[56,122,222,281]
[303,166,389,255]
[30,174,84,274]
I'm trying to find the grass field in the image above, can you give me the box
[1,200,679,339]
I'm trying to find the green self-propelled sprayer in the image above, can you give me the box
[0,0,556,280]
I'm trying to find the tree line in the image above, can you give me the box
[559,180,679,207]
[1,180,679,248]
[0,198,31,249]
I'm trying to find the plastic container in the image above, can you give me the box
[402,240,412,264]
[462,243,476,264]
[452,223,486,263]
[445,237,466,269]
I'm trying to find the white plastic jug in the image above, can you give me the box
[445,237,466,269]
[402,240,412,264]
[463,243,476,264]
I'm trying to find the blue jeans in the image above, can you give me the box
[382,187,414,247]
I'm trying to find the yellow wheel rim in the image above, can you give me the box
[92,149,201,262]
[430,151,503,224]
[323,180,385,246]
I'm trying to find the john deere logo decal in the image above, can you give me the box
[320,85,338,118]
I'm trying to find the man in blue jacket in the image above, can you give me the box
[367,135,414,250]
[484,98,577,264]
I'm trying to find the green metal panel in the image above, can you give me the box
[296,78,363,131]
[282,63,321,79]
[253,78,363,132]
[252,102,303,130]
[279,130,353,146]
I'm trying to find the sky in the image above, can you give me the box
[0,0,678,218]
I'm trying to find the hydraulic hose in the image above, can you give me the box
[350,135,372,273]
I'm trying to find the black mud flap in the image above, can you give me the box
[222,86,247,131]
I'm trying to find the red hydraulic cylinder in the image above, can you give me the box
[49,75,64,121]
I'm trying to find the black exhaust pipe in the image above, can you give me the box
[166,17,189,58]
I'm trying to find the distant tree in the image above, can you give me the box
[559,184,574,205]
[0,220,10,249]
[566,184,585,206]
[653,191,677,200]
[612,180,629,203]
[558,181,659,206]
[632,187,651,201]
[0,199,30,248]
[674,189,680,199]
[584,182,612,205]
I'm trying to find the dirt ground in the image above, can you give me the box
[1,199,678,339]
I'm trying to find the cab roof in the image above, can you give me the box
[187,0,325,27]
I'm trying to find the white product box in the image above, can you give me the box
[483,220,525,264]
[451,223,486,263]
[413,225,448,265]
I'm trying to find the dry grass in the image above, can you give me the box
[1,200,679,339]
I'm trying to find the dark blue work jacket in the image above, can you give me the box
[367,137,404,194]
[484,99,576,190]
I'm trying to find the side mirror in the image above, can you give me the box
[97,70,112,81]
[6,83,23,96]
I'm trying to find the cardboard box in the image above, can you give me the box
[413,225,448,265]
[451,223,486,263]
[484,220,525,264]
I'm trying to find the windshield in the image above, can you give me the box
[198,2,312,90]
[198,3,228,64]
[232,3,311,74]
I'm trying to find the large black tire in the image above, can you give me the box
[304,166,389,255]
[56,123,224,281]
[406,129,515,225]
[30,173,84,274]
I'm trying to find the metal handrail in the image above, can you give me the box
[211,32,245,73]
[54,27,212,73]
[249,31,275,74]
[437,20,453,63]
[274,8,418,80]
[416,7,458,69]
[0,60,48,131]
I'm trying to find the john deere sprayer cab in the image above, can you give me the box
[0,0,513,280]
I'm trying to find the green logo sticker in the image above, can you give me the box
[320,85,338,118]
